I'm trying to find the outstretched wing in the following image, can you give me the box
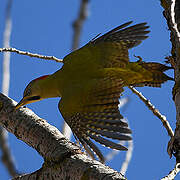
[59,77,131,162]
[63,21,150,68]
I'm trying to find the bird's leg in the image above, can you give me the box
[165,56,176,68]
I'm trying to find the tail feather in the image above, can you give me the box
[133,62,174,87]
[133,82,162,87]
[139,62,173,72]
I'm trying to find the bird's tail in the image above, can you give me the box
[132,62,173,87]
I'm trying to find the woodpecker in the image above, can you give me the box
[15,21,173,162]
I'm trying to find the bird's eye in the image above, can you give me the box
[27,96,41,101]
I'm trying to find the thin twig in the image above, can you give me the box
[129,86,174,138]
[161,163,180,180]
[62,0,89,139]
[160,1,180,179]
[1,0,20,177]
[0,128,20,177]
[2,5,11,96]
[0,47,63,63]
[120,119,133,175]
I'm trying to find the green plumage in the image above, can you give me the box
[16,21,173,162]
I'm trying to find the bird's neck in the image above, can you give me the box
[39,72,62,99]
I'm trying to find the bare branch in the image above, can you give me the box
[0,48,63,63]
[120,119,133,176]
[171,0,180,39]
[0,93,126,180]
[0,0,20,177]
[0,127,20,177]
[72,0,89,50]
[160,0,180,164]
[120,140,133,176]
[161,163,180,180]
[2,1,11,96]
[129,86,174,138]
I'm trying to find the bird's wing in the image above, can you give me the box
[63,21,150,68]
[59,77,131,162]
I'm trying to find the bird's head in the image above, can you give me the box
[15,75,49,110]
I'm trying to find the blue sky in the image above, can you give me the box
[0,0,177,179]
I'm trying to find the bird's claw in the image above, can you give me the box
[167,136,175,158]
[168,136,180,163]
[134,54,143,63]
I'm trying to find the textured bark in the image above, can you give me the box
[0,93,126,180]
[161,0,180,162]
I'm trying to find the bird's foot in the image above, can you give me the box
[133,54,143,63]
[165,56,176,68]
[168,136,180,163]
[168,136,175,158]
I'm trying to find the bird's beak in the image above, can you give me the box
[15,97,28,110]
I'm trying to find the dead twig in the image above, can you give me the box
[129,86,174,138]
[0,47,63,63]
[1,0,20,177]
[72,0,89,50]
[161,163,180,180]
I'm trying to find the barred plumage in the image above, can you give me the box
[59,22,172,161]
[16,21,173,162]
[92,21,150,49]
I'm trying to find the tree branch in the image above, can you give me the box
[72,0,89,50]
[160,0,180,160]
[0,48,63,63]
[129,86,174,138]
[158,0,180,178]
[161,163,180,180]
[0,0,20,177]
[0,93,126,180]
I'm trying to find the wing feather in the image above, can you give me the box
[80,137,105,163]
[88,134,128,151]
[63,21,150,68]
[59,22,149,160]
[59,76,131,161]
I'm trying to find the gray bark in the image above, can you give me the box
[0,93,126,180]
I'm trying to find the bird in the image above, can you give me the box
[15,21,173,162]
